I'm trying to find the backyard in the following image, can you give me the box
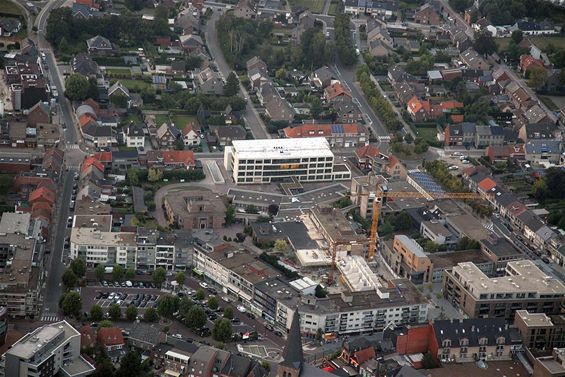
[154,113,198,129]
[0,1,23,16]
[289,0,325,13]
[119,79,152,92]
[414,126,438,144]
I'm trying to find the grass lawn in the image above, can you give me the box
[106,67,132,76]
[415,127,438,144]
[530,36,565,50]
[0,2,23,16]
[153,112,197,128]
[328,1,338,15]
[289,0,325,13]
[539,96,560,111]
[120,79,151,91]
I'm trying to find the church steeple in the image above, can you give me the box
[277,310,304,377]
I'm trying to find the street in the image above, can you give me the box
[204,11,270,139]
[41,170,74,321]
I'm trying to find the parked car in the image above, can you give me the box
[274,330,283,337]
[199,282,209,289]
[95,292,103,299]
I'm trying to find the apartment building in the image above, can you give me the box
[281,123,368,148]
[192,244,280,303]
[0,320,95,377]
[223,137,351,184]
[71,227,192,271]
[388,235,432,284]
[533,348,565,377]
[443,260,565,320]
[163,189,226,230]
[0,233,42,318]
[253,277,300,331]
[298,278,428,336]
[514,310,565,352]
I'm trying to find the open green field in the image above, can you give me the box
[328,2,338,15]
[0,2,23,16]
[415,126,438,144]
[289,0,325,13]
[120,79,151,91]
[496,36,565,52]
[106,67,132,76]
[154,112,197,128]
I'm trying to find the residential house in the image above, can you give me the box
[311,66,333,89]
[174,10,200,34]
[97,327,125,352]
[258,81,296,122]
[444,122,476,146]
[407,96,464,122]
[394,38,421,53]
[460,48,490,70]
[0,17,21,37]
[156,123,182,148]
[196,67,224,95]
[520,54,545,76]
[283,123,367,148]
[123,123,145,148]
[521,104,552,126]
[325,82,363,123]
[180,34,204,54]
[146,150,196,170]
[210,125,247,146]
[233,0,257,19]
[474,125,505,148]
[72,3,103,19]
[518,123,561,142]
[525,139,562,164]
[72,52,100,78]
[368,40,392,57]
[514,19,557,35]
[414,3,440,25]
[86,35,113,54]
[108,81,130,107]
[485,144,525,162]
[26,101,50,127]
[452,30,473,52]
[292,10,316,41]
[367,26,394,50]
[182,123,201,147]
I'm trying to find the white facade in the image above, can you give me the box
[183,129,201,146]
[224,137,351,184]
[126,134,145,148]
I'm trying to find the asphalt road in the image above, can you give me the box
[42,170,74,319]
[204,11,270,139]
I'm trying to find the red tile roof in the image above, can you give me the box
[440,101,464,111]
[81,156,105,174]
[407,96,424,114]
[79,114,97,128]
[80,326,96,349]
[92,152,113,164]
[450,114,465,123]
[29,187,55,204]
[354,347,376,365]
[158,150,196,167]
[520,54,545,73]
[478,177,497,192]
[324,82,351,101]
[355,144,380,159]
[97,327,124,347]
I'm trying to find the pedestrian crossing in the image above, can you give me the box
[66,144,80,150]
[41,314,61,322]
[484,222,494,232]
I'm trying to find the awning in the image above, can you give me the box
[192,268,204,276]
[164,370,181,377]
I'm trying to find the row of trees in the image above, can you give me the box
[46,7,171,54]
[334,13,357,66]
[356,65,402,132]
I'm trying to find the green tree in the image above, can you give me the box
[125,268,135,279]
[473,31,498,55]
[275,68,286,80]
[65,74,89,101]
[91,359,114,377]
[144,307,159,322]
[127,167,140,186]
[511,30,523,44]
[86,77,99,100]
[157,294,180,317]
[179,297,193,315]
[95,264,105,280]
[108,303,122,321]
[62,268,78,289]
[98,320,113,328]
[310,97,322,118]
[116,350,142,377]
[195,289,205,301]
[225,205,236,225]
[185,306,207,330]
[224,72,239,96]
[208,296,219,310]
[274,239,288,252]
[422,351,436,369]
[61,292,82,317]
[90,304,104,321]
[223,306,234,319]
[153,267,166,287]
[70,258,86,278]
[126,305,138,321]
[112,265,124,281]
[212,318,233,342]
[148,167,164,182]
[527,65,548,90]
[315,285,327,298]
[175,272,185,286]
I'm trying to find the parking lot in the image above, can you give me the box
[82,286,163,313]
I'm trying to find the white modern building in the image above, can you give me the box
[0,320,95,377]
[223,137,351,184]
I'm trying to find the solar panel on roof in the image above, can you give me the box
[331,124,344,134]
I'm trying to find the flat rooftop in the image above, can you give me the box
[310,205,367,244]
[71,228,136,246]
[8,320,78,360]
[515,310,554,327]
[425,360,529,377]
[60,355,96,376]
[0,212,30,235]
[230,137,334,159]
[395,235,426,258]
[451,260,565,296]
[74,199,112,216]
[429,250,490,269]
[207,246,280,285]
[0,233,36,286]
[73,215,113,232]
[446,214,490,241]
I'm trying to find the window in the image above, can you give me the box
[442,339,451,347]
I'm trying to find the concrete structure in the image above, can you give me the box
[163,190,226,230]
[0,320,95,377]
[389,235,432,284]
[533,348,565,377]
[514,310,565,352]
[350,174,387,219]
[224,138,351,184]
[444,260,565,320]
[70,228,137,267]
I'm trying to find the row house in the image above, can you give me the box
[282,123,367,148]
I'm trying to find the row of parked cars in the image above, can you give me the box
[100,280,158,288]
[95,291,159,308]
